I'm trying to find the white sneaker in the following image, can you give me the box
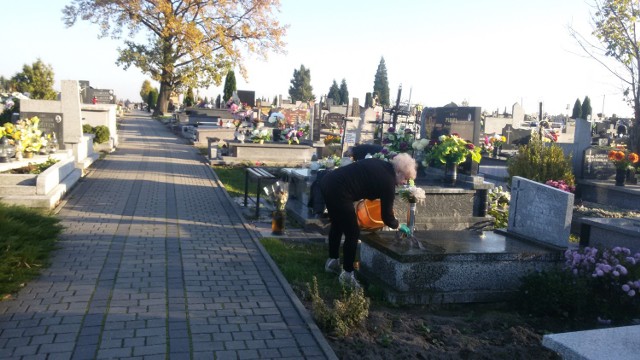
[324,258,341,274]
[339,270,362,289]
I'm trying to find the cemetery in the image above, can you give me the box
[2,85,639,358]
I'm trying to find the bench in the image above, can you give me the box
[244,167,277,217]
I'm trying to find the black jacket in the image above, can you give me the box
[320,159,399,229]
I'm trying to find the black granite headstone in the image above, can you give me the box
[501,124,531,146]
[236,90,256,107]
[90,89,116,104]
[426,106,481,145]
[582,147,616,179]
[20,112,64,149]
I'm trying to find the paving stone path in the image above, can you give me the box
[0,112,335,360]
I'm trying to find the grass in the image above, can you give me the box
[213,165,256,198]
[260,238,342,300]
[0,203,63,298]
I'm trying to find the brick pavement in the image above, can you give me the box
[0,113,336,360]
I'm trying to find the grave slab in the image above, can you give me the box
[543,325,640,360]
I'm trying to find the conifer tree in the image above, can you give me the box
[289,65,315,102]
[373,57,390,107]
[223,71,237,103]
[327,80,340,105]
[339,78,349,105]
[184,87,194,107]
[572,98,582,119]
[581,96,592,120]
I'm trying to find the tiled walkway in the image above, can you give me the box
[0,112,335,359]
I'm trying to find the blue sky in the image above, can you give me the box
[0,0,633,117]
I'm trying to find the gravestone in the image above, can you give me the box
[236,90,256,107]
[90,89,116,104]
[424,106,481,144]
[501,124,531,146]
[507,176,573,248]
[582,147,616,179]
[325,112,343,128]
[19,112,63,149]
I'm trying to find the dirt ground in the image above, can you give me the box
[306,300,584,360]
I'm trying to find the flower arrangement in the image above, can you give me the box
[382,127,415,158]
[425,133,481,166]
[2,117,44,153]
[490,134,506,148]
[545,179,575,193]
[480,135,494,154]
[324,134,341,145]
[398,179,426,204]
[263,181,289,211]
[282,125,309,144]
[250,128,271,143]
[319,154,341,169]
[608,148,639,170]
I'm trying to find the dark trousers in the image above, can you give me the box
[321,192,360,272]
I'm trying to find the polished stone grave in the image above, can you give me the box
[359,230,565,304]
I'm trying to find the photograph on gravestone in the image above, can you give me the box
[236,90,256,107]
[582,147,617,180]
[429,107,481,144]
[20,112,64,149]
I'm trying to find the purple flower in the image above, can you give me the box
[622,284,631,292]
[399,142,408,150]
[628,290,636,297]
[388,127,395,133]
[381,148,389,154]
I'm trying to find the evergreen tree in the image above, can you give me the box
[572,98,582,119]
[140,80,153,103]
[288,65,315,102]
[184,87,194,107]
[373,57,390,107]
[203,96,209,105]
[11,59,57,100]
[581,96,592,120]
[339,78,349,105]
[0,76,10,91]
[327,80,340,105]
[223,70,236,102]
[147,88,159,110]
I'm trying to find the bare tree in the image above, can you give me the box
[569,0,640,152]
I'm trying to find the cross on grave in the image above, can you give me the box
[505,127,512,143]
[20,80,84,149]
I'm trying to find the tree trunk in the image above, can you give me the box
[154,82,170,117]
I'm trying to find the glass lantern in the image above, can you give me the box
[0,137,14,163]
[48,132,58,154]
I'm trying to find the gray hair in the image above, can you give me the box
[390,153,417,180]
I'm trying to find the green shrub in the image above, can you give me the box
[82,124,94,134]
[507,137,575,186]
[308,276,370,337]
[93,125,110,144]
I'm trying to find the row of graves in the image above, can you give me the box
[230,100,639,308]
[0,80,118,208]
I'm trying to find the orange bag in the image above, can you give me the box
[356,199,385,231]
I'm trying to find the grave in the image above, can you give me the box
[579,217,640,254]
[582,146,617,180]
[20,80,100,169]
[358,175,568,304]
[219,142,316,166]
